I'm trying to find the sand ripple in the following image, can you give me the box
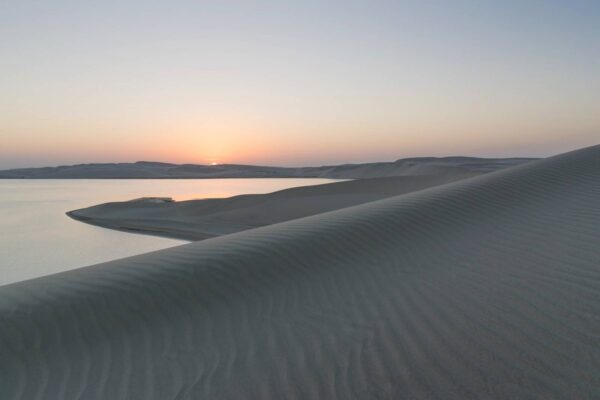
[0,145,599,399]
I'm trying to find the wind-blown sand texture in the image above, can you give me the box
[67,173,480,240]
[0,145,598,399]
[0,156,533,179]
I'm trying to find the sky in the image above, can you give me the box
[1,0,598,168]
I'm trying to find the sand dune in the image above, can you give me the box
[67,173,480,240]
[0,156,533,179]
[0,145,598,399]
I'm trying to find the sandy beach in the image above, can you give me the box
[0,145,598,399]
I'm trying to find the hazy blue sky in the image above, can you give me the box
[1,0,598,168]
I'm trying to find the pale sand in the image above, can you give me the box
[0,145,598,399]
[67,173,481,240]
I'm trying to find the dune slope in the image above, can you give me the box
[0,145,598,399]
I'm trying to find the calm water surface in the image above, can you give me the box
[0,179,333,286]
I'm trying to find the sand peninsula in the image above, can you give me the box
[0,145,599,399]
[65,157,533,241]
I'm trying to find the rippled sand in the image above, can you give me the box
[0,145,598,399]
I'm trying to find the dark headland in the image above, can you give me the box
[0,156,535,179]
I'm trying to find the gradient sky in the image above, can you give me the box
[1,0,598,168]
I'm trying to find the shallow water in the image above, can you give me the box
[0,178,333,286]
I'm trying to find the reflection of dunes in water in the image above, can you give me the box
[1,145,599,399]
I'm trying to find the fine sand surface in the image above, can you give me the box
[67,173,481,240]
[0,145,599,399]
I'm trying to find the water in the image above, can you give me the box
[0,178,334,286]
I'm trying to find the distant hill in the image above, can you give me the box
[0,157,536,179]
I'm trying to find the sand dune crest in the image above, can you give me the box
[0,145,598,399]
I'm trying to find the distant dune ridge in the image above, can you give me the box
[0,156,534,179]
[1,145,599,399]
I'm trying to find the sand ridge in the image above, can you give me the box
[0,145,598,399]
